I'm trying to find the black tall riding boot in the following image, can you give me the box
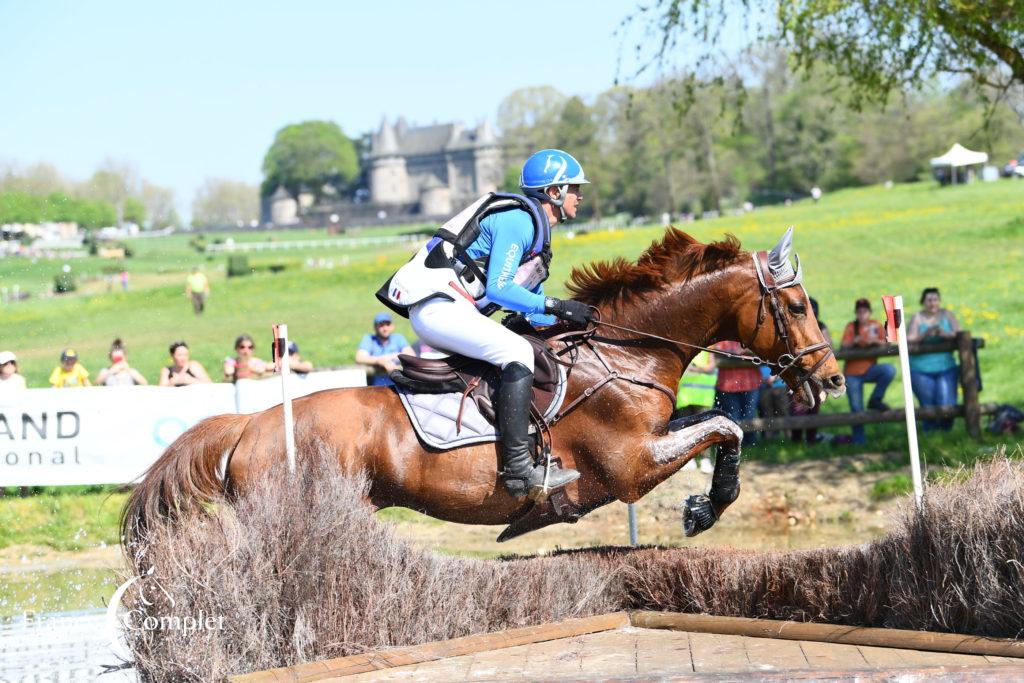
[498,361,580,498]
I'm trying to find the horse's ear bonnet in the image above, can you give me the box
[767,226,802,286]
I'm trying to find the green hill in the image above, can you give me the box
[4,180,1023,408]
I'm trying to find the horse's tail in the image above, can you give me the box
[120,413,250,562]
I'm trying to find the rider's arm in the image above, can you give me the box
[524,283,557,326]
[482,211,546,315]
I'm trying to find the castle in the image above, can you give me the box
[366,117,504,216]
[267,117,505,225]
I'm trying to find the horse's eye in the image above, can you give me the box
[789,303,807,315]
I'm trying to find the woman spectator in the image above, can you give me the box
[907,287,960,432]
[840,299,895,444]
[713,340,760,445]
[0,351,27,392]
[159,341,212,386]
[223,333,268,382]
[96,339,148,386]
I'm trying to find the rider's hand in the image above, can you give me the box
[544,297,594,325]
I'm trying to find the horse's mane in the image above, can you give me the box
[566,227,745,306]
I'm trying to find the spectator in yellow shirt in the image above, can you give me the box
[49,348,91,387]
[185,266,210,315]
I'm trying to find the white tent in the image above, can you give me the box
[930,143,988,185]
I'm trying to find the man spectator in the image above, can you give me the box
[355,312,413,387]
[713,340,760,445]
[0,351,27,392]
[841,298,896,444]
[281,341,314,374]
[49,348,91,387]
[757,365,789,441]
[185,266,210,315]
[792,297,833,444]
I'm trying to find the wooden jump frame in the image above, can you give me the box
[231,610,1024,681]
[719,331,990,439]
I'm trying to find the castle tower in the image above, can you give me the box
[472,119,503,195]
[368,118,410,204]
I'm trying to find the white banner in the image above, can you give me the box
[0,370,366,487]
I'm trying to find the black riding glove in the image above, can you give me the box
[544,297,594,325]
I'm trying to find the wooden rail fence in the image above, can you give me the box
[717,331,990,438]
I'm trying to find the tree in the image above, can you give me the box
[140,181,179,228]
[629,1,1024,110]
[497,86,568,158]
[261,121,359,198]
[191,178,259,228]
[123,196,147,226]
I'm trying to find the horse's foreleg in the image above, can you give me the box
[611,411,743,537]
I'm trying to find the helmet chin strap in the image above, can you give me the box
[547,184,570,221]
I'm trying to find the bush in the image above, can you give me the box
[226,254,251,277]
[53,271,77,294]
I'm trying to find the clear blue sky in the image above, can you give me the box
[0,1,657,217]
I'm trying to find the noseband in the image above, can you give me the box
[745,250,834,388]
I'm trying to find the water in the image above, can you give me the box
[0,609,138,682]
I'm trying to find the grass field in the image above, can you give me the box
[5,179,1022,403]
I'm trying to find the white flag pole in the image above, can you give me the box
[275,323,297,475]
[888,296,923,508]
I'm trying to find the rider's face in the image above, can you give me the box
[551,184,583,220]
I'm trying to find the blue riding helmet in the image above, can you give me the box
[519,149,589,214]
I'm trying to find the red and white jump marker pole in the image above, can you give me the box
[272,323,297,475]
[882,295,923,508]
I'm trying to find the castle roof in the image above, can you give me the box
[370,119,500,158]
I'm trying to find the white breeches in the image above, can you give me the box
[409,296,534,372]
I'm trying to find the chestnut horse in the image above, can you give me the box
[122,227,844,551]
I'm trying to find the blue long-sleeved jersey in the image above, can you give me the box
[464,208,555,326]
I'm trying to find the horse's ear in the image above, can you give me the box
[768,226,797,282]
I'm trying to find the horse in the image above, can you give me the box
[121,227,845,552]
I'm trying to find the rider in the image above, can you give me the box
[378,149,595,498]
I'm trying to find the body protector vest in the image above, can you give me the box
[376,193,552,318]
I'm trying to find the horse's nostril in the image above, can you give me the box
[831,374,845,388]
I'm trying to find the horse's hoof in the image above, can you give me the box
[682,494,718,537]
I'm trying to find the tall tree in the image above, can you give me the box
[628,1,1024,110]
[261,121,358,198]
[497,86,568,160]
[191,178,259,228]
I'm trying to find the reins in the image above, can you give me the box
[542,249,835,429]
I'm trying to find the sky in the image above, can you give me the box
[0,1,665,218]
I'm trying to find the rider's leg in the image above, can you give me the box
[409,298,580,497]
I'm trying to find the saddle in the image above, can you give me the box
[390,335,563,428]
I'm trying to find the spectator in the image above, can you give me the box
[840,298,896,444]
[355,312,413,387]
[96,338,148,386]
[0,351,26,392]
[223,334,268,382]
[713,340,760,445]
[281,341,314,374]
[674,351,717,418]
[673,350,717,472]
[757,365,789,441]
[120,269,130,292]
[49,348,91,388]
[792,297,833,444]
[159,341,213,386]
[185,266,210,315]
[908,287,960,432]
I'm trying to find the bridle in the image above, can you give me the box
[744,250,834,391]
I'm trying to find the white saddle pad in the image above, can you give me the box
[396,365,567,450]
